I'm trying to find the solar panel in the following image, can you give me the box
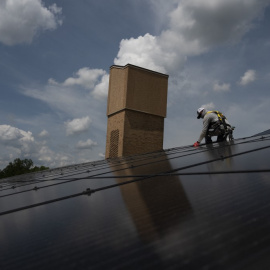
[1,135,270,269]
[253,129,270,136]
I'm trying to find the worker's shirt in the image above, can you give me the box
[197,112,219,143]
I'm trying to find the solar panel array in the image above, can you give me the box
[1,134,270,269]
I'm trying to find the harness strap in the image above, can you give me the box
[205,111,234,141]
[206,110,225,121]
[207,110,228,127]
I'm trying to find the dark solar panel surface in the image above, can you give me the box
[253,129,270,136]
[1,135,270,269]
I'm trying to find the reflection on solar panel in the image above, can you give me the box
[1,134,270,269]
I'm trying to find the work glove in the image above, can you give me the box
[193,141,200,147]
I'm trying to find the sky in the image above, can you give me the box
[0,0,270,169]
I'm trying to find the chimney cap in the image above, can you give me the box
[110,63,169,78]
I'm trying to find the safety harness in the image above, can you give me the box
[201,110,234,142]
[206,111,228,128]
[206,110,231,138]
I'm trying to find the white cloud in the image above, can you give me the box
[65,116,92,136]
[22,79,108,138]
[37,146,71,167]
[99,153,105,158]
[148,0,177,31]
[48,67,109,100]
[0,0,62,45]
[48,3,62,14]
[114,0,270,74]
[0,125,34,144]
[39,129,49,137]
[23,84,91,117]
[38,146,54,162]
[61,68,106,89]
[92,74,109,100]
[0,125,79,170]
[76,139,97,149]
[213,82,231,92]
[201,102,215,110]
[0,125,36,166]
[239,69,256,85]
[114,34,169,73]
[167,0,267,49]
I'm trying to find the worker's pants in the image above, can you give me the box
[205,129,225,144]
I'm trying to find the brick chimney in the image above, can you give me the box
[105,64,168,158]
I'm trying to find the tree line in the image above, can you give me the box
[0,158,49,179]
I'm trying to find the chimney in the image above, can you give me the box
[105,64,168,159]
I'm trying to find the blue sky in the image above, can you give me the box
[0,0,270,169]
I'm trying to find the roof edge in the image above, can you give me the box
[110,63,169,78]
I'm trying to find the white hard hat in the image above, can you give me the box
[197,107,205,119]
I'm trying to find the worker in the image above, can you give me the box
[193,108,233,147]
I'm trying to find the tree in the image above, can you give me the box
[0,158,49,179]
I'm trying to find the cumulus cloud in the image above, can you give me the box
[0,0,62,46]
[0,124,79,169]
[115,34,169,73]
[114,0,270,74]
[201,102,215,110]
[39,129,49,137]
[48,67,109,100]
[76,139,97,149]
[239,69,256,85]
[65,116,92,136]
[213,82,231,92]
[0,125,34,144]
[0,125,36,165]
[37,145,71,167]
[167,0,267,48]
[92,74,110,100]
[61,68,106,89]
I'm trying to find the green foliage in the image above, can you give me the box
[0,158,49,179]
